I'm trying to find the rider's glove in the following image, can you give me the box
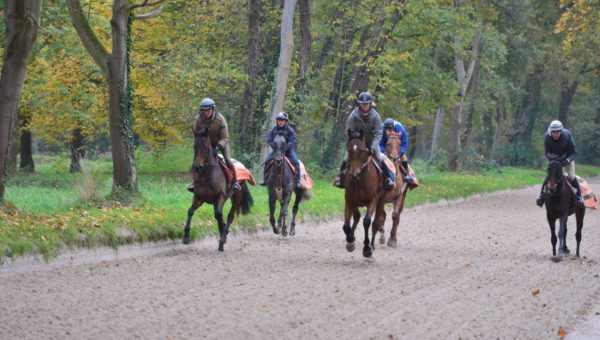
[561,158,570,167]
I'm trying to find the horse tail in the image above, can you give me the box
[237,181,254,215]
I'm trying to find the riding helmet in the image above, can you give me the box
[383,118,395,129]
[200,98,216,110]
[548,120,563,133]
[357,92,373,104]
[275,112,289,121]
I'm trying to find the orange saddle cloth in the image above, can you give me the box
[265,158,313,190]
[232,158,256,186]
[577,176,598,210]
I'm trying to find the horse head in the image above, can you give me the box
[385,134,402,162]
[346,128,370,181]
[272,133,287,165]
[192,127,214,173]
[546,159,564,195]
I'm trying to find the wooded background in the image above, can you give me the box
[0,0,598,200]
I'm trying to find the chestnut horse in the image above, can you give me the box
[183,127,253,251]
[372,134,408,248]
[544,159,585,260]
[342,129,385,258]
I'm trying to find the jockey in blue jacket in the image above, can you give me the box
[536,120,583,207]
[264,112,302,188]
[379,118,413,184]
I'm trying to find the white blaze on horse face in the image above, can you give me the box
[353,145,357,152]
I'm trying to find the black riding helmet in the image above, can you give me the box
[357,91,373,104]
[383,118,395,129]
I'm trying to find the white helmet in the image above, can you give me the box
[548,120,563,133]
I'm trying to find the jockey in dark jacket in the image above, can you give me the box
[264,112,302,188]
[536,120,584,207]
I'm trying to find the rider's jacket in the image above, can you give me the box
[346,107,383,152]
[267,124,297,151]
[544,128,577,162]
[194,110,229,150]
[379,120,409,155]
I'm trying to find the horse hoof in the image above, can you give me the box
[218,243,224,252]
[363,246,373,258]
[379,235,386,245]
[272,227,280,235]
[563,248,571,255]
[346,242,355,252]
[550,256,562,263]
[183,236,190,245]
[289,227,295,236]
[282,228,288,237]
[387,239,397,248]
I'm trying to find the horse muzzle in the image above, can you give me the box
[192,164,204,173]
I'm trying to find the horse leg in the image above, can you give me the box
[575,208,585,257]
[215,198,227,252]
[269,193,280,234]
[183,198,203,244]
[343,203,356,252]
[547,215,557,257]
[280,194,291,237]
[557,216,568,258]
[377,209,387,245]
[226,191,242,232]
[362,201,377,258]
[388,190,407,248]
[371,201,385,250]
[289,189,302,236]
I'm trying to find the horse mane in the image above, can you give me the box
[348,128,364,140]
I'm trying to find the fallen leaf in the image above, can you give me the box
[558,326,567,338]
[531,288,540,296]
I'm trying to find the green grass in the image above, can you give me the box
[2,153,600,263]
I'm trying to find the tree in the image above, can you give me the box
[259,0,298,165]
[66,0,165,194]
[0,0,42,202]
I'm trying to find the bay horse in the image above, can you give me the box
[183,127,253,251]
[544,159,585,260]
[266,134,312,236]
[372,134,408,248]
[342,129,385,258]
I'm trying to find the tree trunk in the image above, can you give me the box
[67,0,138,194]
[70,128,85,173]
[238,0,262,160]
[259,0,298,166]
[408,126,417,160]
[513,64,544,150]
[490,99,506,161]
[461,43,482,147]
[0,0,42,202]
[19,122,34,172]
[430,106,445,161]
[297,0,311,82]
[6,115,19,177]
[557,72,578,128]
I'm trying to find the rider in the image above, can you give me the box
[190,98,240,193]
[333,91,395,190]
[379,118,414,185]
[536,120,583,207]
[263,112,302,189]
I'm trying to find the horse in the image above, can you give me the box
[372,134,408,248]
[544,159,585,260]
[342,129,386,258]
[266,133,312,236]
[183,127,254,251]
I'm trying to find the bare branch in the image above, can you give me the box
[129,0,167,11]
[133,6,163,20]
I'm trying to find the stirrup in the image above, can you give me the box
[231,182,241,193]
[384,178,395,190]
[536,196,544,207]
[333,177,344,189]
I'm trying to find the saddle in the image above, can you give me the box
[265,158,313,190]
[265,157,298,177]
[215,155,257,186]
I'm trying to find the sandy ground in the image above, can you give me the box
[1,179,600,340]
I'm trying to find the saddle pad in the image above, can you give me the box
[577,176,599,210]
[232,159,256,186]
[382,155,396,177]
[299,161,314,190]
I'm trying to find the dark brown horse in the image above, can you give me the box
[544,159,585,260]
[372,134,408,248]
[342,129,385,258]
[183,127,253,251]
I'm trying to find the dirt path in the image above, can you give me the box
[1,180,600,339]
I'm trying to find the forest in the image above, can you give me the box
[0,0,599,200]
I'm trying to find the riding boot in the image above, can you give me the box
[400,160,413,184]
[381,161,395,190]
[333,160,348,188]
[536,178,547,207]
[293,162,302,189]
[187,183,194,193]
[571,177,584,208]
[228,164,241,193]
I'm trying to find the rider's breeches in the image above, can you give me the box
[219,144,236,173]
[564,161,576,181]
